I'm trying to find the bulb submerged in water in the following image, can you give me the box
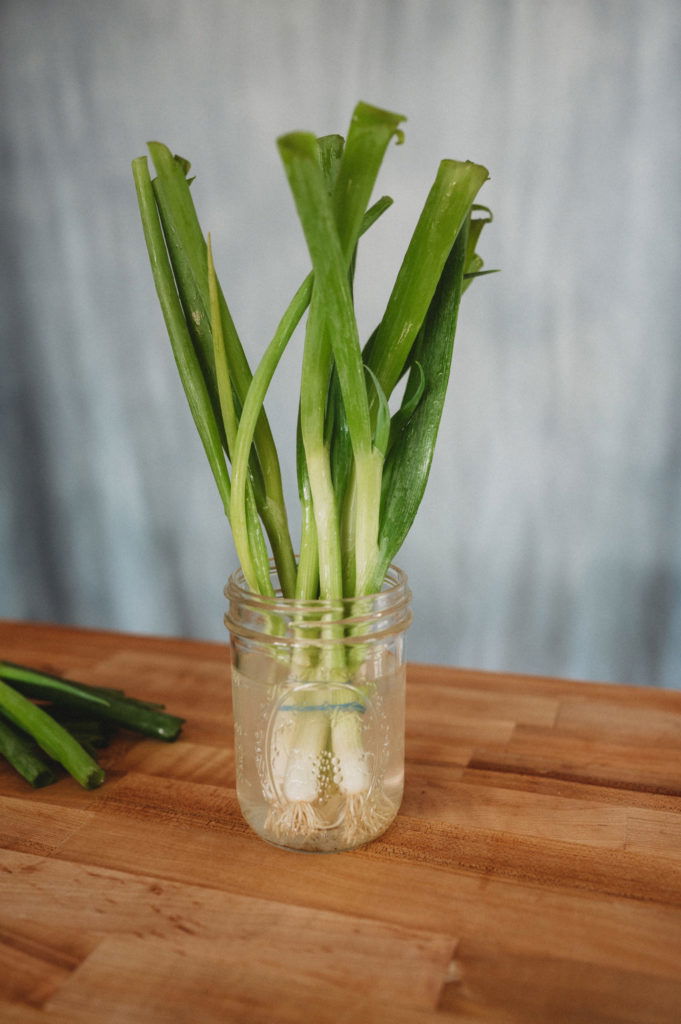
[232,655,405,852]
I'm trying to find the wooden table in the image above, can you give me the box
[1,621,680,1023]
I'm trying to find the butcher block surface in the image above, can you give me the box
[1,621,681,1023]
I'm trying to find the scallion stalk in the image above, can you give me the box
[0,715,58,788]
[0,679,104,789]
[0,661,185,741]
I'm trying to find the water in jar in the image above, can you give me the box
[231,645,405,852]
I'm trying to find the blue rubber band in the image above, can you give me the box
[279,701,365,714]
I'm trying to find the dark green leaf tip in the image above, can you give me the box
[472,204,494,222]
[353,100,406,126]
[173,154,192,176]
[146,141,172,157]
[351,101,406,146]
[276,132,319,161]
[464,268,500,279]
[439,158,489,184]
[365,365,390,457]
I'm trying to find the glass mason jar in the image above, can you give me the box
[224,565,412,852]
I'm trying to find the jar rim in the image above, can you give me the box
[224,562,409,612]
[224,562,411,645]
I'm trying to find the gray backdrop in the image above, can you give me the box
[2,0,680,687]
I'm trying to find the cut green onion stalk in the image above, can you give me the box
[133,101,494,844]
[0,679,104,789]
[0,662,185,742]
[0,661,186,791]
[0,715,58,788]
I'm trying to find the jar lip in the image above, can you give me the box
[224,562,409,611]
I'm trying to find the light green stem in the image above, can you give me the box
[208,236,272,595]
[231,276,313,590]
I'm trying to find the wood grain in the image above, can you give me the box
[1,620,681,1023]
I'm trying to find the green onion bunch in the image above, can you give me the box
[132,101,493,842]
[0,661,184,789]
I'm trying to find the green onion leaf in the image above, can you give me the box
[208,236,272,595]
[374,215,471,588]
[146,143,297,598]
[367,159,489,398]
[365,365,391,457]
[386,360,426,457]
[132,156,232,517]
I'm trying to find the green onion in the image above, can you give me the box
[132,101,493,842]
[0,661,185,741]
[146,143,297,598]
[374,212,472,590]
[45,708,118,756]
[0,679,104,789]
[132,156,232,519]
[0,715,58,788]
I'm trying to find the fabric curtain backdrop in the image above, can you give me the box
[2,0,680,686]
